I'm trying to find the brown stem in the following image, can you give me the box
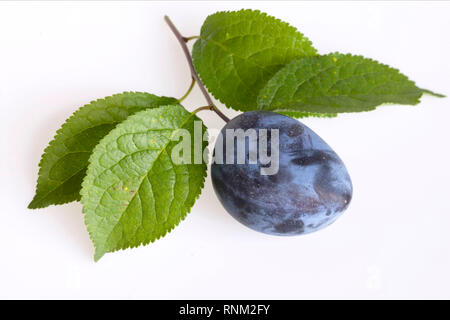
[164,15,230,123]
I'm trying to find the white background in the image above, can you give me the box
[1,1,449,299]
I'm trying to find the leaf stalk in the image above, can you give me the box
[178,77,196,102]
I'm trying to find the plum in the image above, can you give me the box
[211,111,352,236]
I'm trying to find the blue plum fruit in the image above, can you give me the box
[211,111,352,236]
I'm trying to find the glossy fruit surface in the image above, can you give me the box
[211,111,352,235]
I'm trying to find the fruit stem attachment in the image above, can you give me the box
[164,15,230,123]
[178,77,195,102]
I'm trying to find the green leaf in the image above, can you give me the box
[192,9,317,112]
[28,92,177,209]
[257,53,424,114]
[80,105,208,261]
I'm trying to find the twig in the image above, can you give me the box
[164,15,230,123]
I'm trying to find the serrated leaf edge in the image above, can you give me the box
[193,8,318,112]
[257,52,423,113]
[80,106,207,261]
[28,92,175,209]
